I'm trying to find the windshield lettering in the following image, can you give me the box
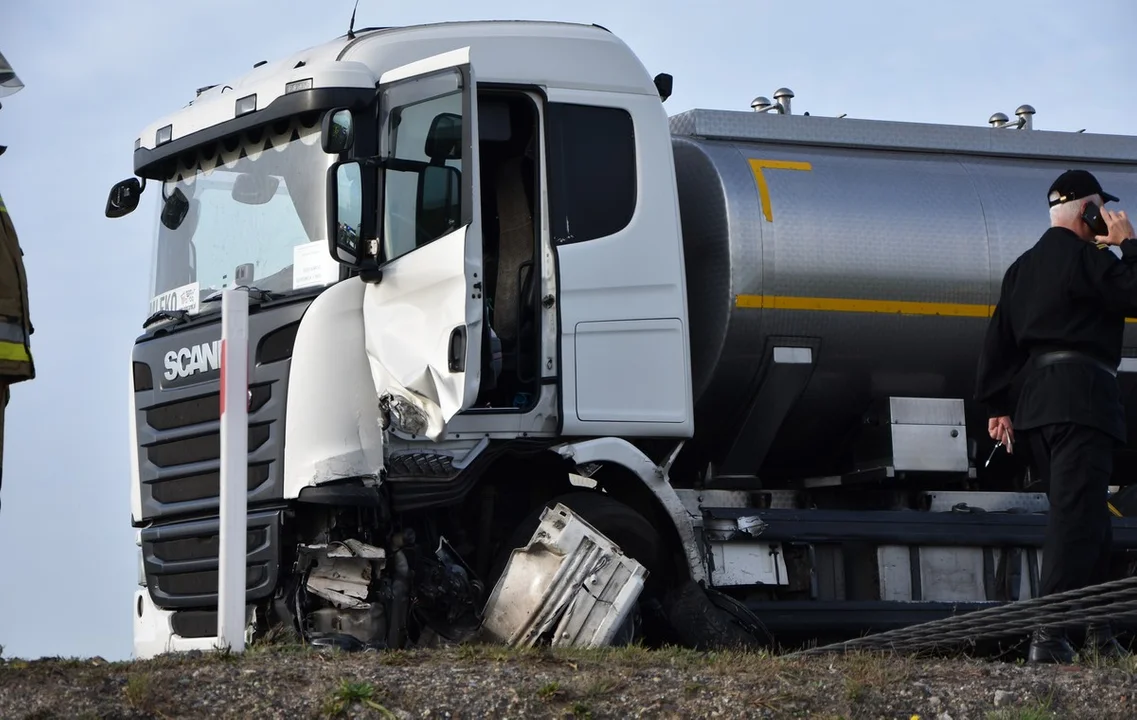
[149,281,200,316]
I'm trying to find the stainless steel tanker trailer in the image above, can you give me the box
[103,19,1137,658]
[665,104,1137,638]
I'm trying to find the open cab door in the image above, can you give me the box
[351,48,483,440]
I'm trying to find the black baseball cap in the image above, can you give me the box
[1048,169,1119,206]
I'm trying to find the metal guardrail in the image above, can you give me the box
[790,574,1137,656]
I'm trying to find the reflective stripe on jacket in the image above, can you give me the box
[0,191,34,382]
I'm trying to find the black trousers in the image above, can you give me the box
[1026,422,1114,597]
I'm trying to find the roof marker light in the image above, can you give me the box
[235,94,257,116]
[285,78,313,94]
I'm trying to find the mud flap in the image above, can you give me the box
[479,503,648,648]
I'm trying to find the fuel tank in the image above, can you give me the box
[667,108,1137,481]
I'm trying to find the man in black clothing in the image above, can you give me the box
[975,169,1137,664]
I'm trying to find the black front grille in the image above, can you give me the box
[171,607,254,639]
[138,384,281,519]
[155,568,270,598]
[142,511,281,609]
[151,464,271,504]
[171,610,219,639]
[147,385,271,431]
[146,419,272,467]
[131,302,309,522]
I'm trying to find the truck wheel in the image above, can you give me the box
[661,580,767,650]
[487,490,670,645]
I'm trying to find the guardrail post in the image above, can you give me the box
[217,288,249,653]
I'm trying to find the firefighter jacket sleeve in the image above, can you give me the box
[974,261,1026,419]
[0,191,34,383]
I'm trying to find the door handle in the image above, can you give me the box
[448,326,466,373]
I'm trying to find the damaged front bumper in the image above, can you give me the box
[294,502,648,652]
[133,589,255,660]
[137,503,647,657]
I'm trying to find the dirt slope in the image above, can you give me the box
[2,643,1136,719]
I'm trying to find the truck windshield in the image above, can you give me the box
[147,113,341,317]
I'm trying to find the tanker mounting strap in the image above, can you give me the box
[789,574,1137,657]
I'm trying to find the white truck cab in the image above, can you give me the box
[323,32,692,449]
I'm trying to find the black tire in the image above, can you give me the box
[486,490,671,644]
[662,580,766,651]
[485,491,767,650]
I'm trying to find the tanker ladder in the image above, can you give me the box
[787,574,1137,658]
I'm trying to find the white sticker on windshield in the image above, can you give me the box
[149,282,200,315]
[293,242,341,290]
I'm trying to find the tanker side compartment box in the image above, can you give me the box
[888,397,968,473]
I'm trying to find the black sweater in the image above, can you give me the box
[974,226,1137,442]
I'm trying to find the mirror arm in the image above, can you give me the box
[359,260,383,285]
[370,156,432,173]
[351,155,434,174]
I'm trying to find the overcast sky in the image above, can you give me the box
[0,0,1133,662]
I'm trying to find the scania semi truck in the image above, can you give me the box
[105,19,1137,659]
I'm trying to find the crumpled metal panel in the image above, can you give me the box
[303,540,387,609]
[479,503,647,648]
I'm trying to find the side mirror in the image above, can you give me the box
[327,159,363,264]
[424,113,462,162]
[105,177,144,219]
[160,186,191,230]
[416,164,461,240]
[321,108,354,154]
[232,173,280,205]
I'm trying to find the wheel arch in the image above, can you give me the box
[554,438,706,585]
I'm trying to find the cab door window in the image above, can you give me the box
[379,71,465,264]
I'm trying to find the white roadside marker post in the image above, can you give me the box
[217,287,249,653]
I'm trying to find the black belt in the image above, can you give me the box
[1032,350,1117,377]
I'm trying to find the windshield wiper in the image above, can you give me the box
[143,286,278,330]
[201,285,278,304]
[142,309,190,330]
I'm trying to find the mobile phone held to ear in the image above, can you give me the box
[1082,201,1109,236]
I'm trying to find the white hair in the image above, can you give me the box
[1049,192,1102,227]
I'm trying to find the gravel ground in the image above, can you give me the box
[3,643,1137,719]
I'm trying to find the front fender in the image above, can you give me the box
[283,277,384,499]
